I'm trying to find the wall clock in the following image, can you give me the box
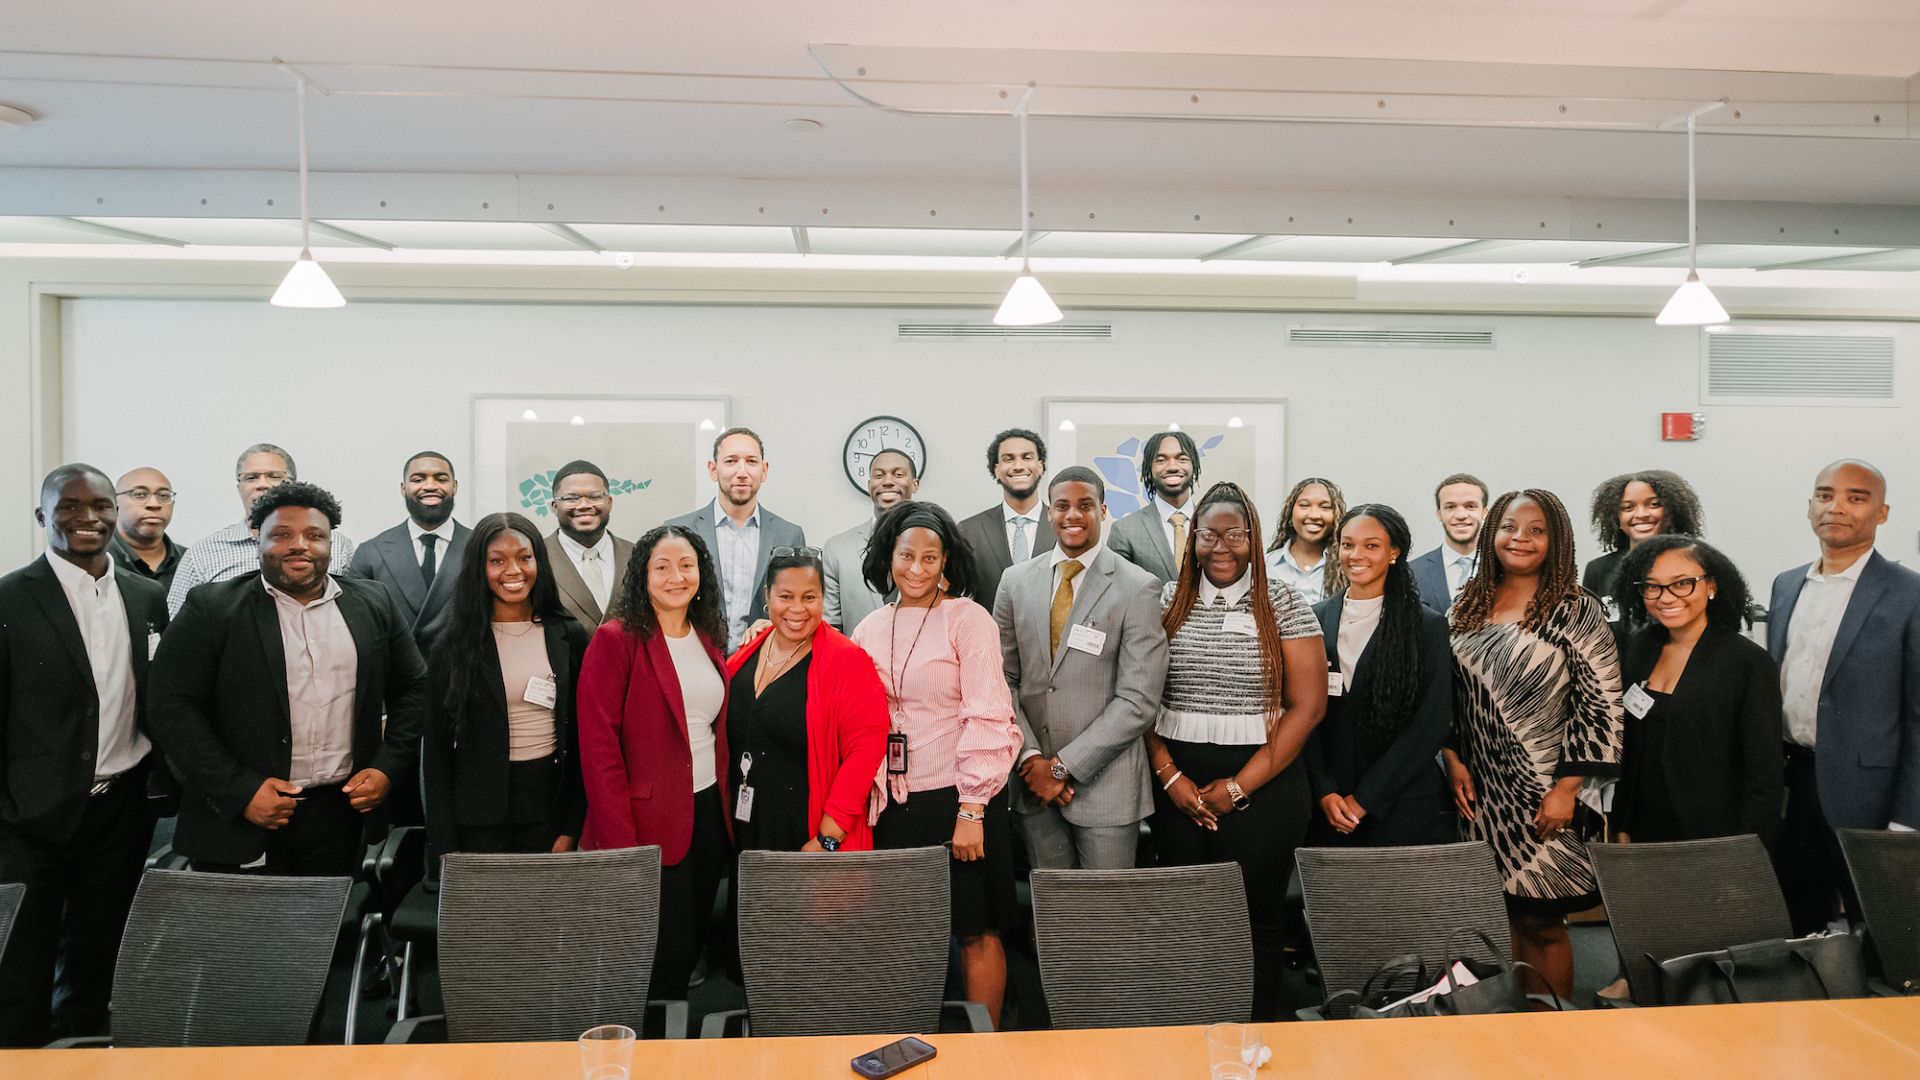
[843,415,927,493]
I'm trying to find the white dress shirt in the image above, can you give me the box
[1266,545,1329,605]
[1780,551,1870,749]
[46,552,147,782]
[1336,595,1385,692]
[714,502,762,651]
[1003,502,1041,564]
[1154,494,1197,564]
[407,518,460,572]
[266,576,359,787]
[556,529,616,615]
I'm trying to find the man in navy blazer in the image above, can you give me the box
[1408,473,1486,614]
[1767,459,1920,934]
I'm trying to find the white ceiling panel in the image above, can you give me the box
[0,217,148,244]
[567,223,797,253]
[1028,231,1255,259]
[1618,244,1888,269]
[807,227,1019,257]
[322,220,578,250]
[1417,240,1679,264]
[70,216,356,247]
[1221,235,1460,262]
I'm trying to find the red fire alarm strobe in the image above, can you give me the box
[1662,412,1706,441]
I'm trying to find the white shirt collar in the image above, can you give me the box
[1050,539,1105,572]
[1003,501,1039,525]
[1807,550,1872,582]
[262,573,343,607]
[46,550,116,596]
[1277,544,1326,575]
[714,501,760,530]
[1198,568,1253,607]
[408,518,457,545]
[557,529,612,561]
[1154,493,1197,521]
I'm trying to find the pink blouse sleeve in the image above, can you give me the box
[948,600,1022,803]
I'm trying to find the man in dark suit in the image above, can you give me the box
[665,427,805,651]
[542,459,634,629]
[1767,459,1920,934]
[957,427,1054,610]
[0,465,169,1046]
[1408,473,1487,614]
[352,450,471,652]
[1106,430,1199,585]
[149,481,425,876]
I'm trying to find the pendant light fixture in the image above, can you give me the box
[1654,104,1728,327]
[270,68,345,308]
[993,88,1062,326]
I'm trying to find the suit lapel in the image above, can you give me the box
[23,561,93,684]
[607,536,634,609]
[984,509,1015,571]
[750,509,776,594]
[1051,550,1116,675]
[383,531,429,617]
[1140,506,1178,580]
[335,582,381,731]
[1768,566,1806,660]
[413,522,469,624]
[248,585,292,729]
[1823,552,1887,684]
[1034,512,1056,556]
[643,631,691,746]
[547,533,603,624]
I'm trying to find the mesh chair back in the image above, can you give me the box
[1030,863,1253,1029]
[1589,834,1791,1005]
[0,881,24,958]
[1838,829,1920,989]
[110,869,351,1047]
[1297,841,1510,1015]
[437,847,662,1042]
[735,846,950,1037]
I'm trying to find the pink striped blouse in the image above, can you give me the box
[850,596,1021,804]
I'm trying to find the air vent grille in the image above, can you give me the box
[1288,326,1495,348]
[897,323,1112,341]
[1704,332,1894,403]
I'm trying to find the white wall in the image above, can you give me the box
[61,298,1920,591]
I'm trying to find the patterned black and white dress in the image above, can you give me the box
[1451,593,1624,912]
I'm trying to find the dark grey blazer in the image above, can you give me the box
[351,519,471,653]
[1106,502,1181,585]
[662,500,805,627]
[957,502,1054,612]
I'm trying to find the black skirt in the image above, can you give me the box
[873,784,1016,939]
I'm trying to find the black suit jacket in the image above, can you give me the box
[422,616,591,858]
[957,502,1055,611]
[148,572,427,864]
[0,558,168,843]
[1303,592,1452,843]
[351,520,471,654]
[1615,624,1784,842]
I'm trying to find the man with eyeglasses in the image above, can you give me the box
[166,444,358,617]
[542,459,634,627]
[106,467,186,594]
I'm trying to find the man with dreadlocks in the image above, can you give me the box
[1444,488,1624,1005]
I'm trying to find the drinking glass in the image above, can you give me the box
[1206,1023,1268,1073]
[579,1023,636,1080]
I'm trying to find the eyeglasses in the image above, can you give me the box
[772,546,824,559]
[1195,528,1252,547]
[1636,576,1709,600]
[237,471,291,485]
[117,488,176,504]
[554,492,611,506]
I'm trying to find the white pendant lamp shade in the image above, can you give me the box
[994,269,1063,326]
[271,249,346,308]
[1655,271,1728,326]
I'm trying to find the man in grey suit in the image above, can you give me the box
[352,451,472,652]
[1408,473,1487,614]
[664,427,806,651]
[994,465,1169,870]
[823,448,918,632]
[957,427,1055,611]
[542,459,634,627]
[1106,430,1199,585]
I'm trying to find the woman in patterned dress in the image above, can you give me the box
[1444,488,1624,1002]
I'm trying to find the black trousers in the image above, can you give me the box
[0,775,155,1047]
[1771,746,1862,937]
[1151,740,1309,1021]
[653,785,728,1000]
[192,783,365,878]
[457,757,564,855]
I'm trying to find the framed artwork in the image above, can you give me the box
[470,394,730,527]
[1041,397,1288,518]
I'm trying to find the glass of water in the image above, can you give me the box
[1206,1023,1268,1074]
[579,1023,636,1080]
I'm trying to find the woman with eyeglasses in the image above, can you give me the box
[1146,481,1328,1020]
[851,501,1022,1029]
[1609,535,1783,844]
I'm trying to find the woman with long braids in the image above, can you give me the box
[422,512,591,858]
[1145,481,1328,1020]
[851,501,1022,1029]
[1264,476,1348,604]
[1304,504,1454,846]
[1445,489,1624,1003]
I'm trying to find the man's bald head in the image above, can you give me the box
[1815,459,1886,501]
[114,466,176,544]
[1809,458,1889,558]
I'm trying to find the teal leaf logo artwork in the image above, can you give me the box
[518,471,651,516]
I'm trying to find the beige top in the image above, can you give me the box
[494,622,557,761]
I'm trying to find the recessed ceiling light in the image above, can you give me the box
[0,104,36,131]
[784,118,825,132]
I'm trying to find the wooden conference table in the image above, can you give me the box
[6,997,1916,1079]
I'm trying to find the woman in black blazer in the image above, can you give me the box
[1305,504,1454,846]
[1610,535,1782,843]
[1582,471,1704,617]
[423,512,591,856]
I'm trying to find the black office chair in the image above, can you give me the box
[1838,828,1920,995]
[0,881,24,960]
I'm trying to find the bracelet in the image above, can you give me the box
[1161,770,1184,791]
[1153,760,1176,778]
[956,809,986,823]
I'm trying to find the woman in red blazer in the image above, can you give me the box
[723,549,890,853]
[578,523,732,999]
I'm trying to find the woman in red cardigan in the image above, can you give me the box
[723,548,889,853]
[577,523,733,999]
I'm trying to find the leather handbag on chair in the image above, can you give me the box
[1656,931,1869,1005]
[1333,929,1543,1019]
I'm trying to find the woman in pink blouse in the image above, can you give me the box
[851,501,1022,1029]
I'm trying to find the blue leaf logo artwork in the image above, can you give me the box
[1091,433,1226,517]
[517,470,651,517]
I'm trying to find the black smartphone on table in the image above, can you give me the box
[851,1036,937,1078]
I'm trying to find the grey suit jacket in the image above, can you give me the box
[1106,503,1181,585]
[957,502,1054,612]
[542,530,635,628]
[663,500,806,631]
[822,517,887,633]
[352,519,472,652]
[993,544,1169,827]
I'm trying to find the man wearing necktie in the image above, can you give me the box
[958,428,1057,611]
[542,460,634,627]
[1108,430,1199,585]
[994,467,1169,870]
[351,451,471,655]
[1409,473,1488,614]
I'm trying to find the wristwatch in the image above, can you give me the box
[1225,779,1252,812]
[1050,759,1072,782]
[816,833,842,852]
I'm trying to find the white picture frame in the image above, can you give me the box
[1041,397,1289,519]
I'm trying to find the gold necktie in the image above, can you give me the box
[1050,559,1086,657]
[1169,511,1188,571]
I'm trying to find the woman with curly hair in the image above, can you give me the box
[1264,477,1348,604]
[1445,489,1624,1003]
[1582,470,1704,613]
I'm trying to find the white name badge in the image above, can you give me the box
[1221,611,1258,637]
[1623,683,1656,719]
[1327,670,1344,697]
[147,632,161,661]
[524,674,559,710]
[734,785,755,822]
[1065,623,1108,656]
